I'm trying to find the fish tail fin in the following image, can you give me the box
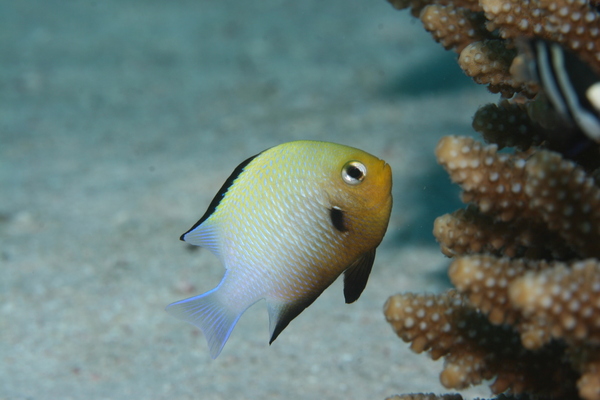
[166,289,242,359]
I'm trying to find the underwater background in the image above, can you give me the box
[1,0,496,399]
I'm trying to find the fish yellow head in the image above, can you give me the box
[166,140,393,358]
[319,145,393,249]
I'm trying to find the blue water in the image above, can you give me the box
[0,1,490,399]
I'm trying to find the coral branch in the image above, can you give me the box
[421,6,490,52]
[525,151,600,258]
[384,0,600,399]
[479,0,600,74]
[510,259,600,346]
[472,100,545,151]
[384,290,578,397]
[433,205,570,258]
[435,136,531,221]
[458,40,523,96]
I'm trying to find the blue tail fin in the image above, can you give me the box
[166,289,242,359]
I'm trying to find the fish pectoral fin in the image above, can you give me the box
[267,297,318,344]
[343,249,376,304]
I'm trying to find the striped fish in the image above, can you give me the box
[521,40,600,146]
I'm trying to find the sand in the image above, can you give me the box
[1,1,497,399]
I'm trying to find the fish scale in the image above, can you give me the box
[166,140,392,358]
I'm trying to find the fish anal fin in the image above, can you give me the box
[267,296,318,344]
[166,288,247,359]
[343,249,376,304]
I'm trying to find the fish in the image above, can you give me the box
[515,39,600,154]
[166,140,393,358]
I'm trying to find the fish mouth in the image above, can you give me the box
[381,160,392,174]
[381,161,392,188]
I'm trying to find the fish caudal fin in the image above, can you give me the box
[166,289,242,359]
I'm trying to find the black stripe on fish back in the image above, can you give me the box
[180,153,259,241]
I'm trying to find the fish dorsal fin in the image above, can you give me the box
[267,297,319,344]
[343,249,376,304]
[180,153,259,248]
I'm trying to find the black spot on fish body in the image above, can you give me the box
[329,206,348,232]
[180,153,259,241]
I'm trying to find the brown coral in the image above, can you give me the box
[421,5,490,52]
[435,136,600,257]
[447,254,600,348]
[525,151,600,258]
[431,138,600,398]
[383,0,600,399]
[510,259,600,346]
[387,136,600,399]
[433,205,570,258]
[442,255,600,397]
[448,255,542,326]
[472,100,545,150]
[384,290,578,397]
[458,40,524,96]
[479,0,600,74]
[435,136,531,222]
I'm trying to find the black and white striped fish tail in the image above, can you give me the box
[518,39,600,157]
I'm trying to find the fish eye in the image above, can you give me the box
[341,161,366,185]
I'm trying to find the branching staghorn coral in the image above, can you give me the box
[447,255,600,349]
[384,290,578,397]
[435,136,600,258]
[385,135,600,399]
[383,0,600,399]
[471,100,545,150]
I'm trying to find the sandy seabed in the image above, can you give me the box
[1,1,498,399]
